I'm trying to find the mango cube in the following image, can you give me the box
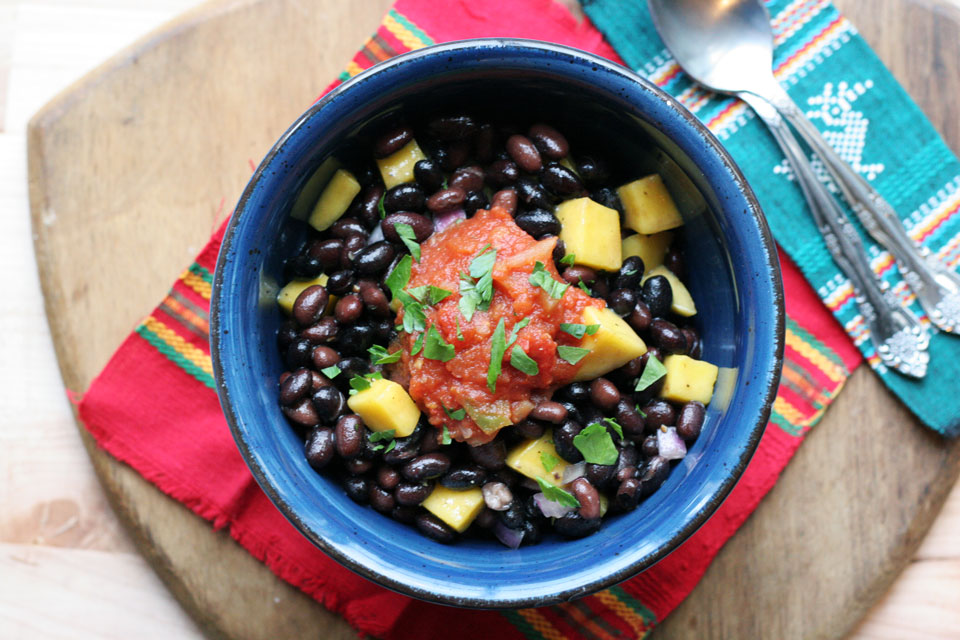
[555,197,622,271]
[573,306,647,382]
[661,355,719,404]
[290,156,341,221]
[621,231,673,274]
[505,430,568,485]
[618,174,684,234]
[277,274,330,316]
[643,265,697,317]
[346,378,420,437]
[308,168,361,232]
[376,139,427,189]
[422,486,485,533]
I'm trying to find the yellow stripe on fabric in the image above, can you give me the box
[500,610,548,640]
[593,590,654,638]
[784,327,846,384]
[136,322,215,390]
[180,269,212,300]
[345,60,365,77]
[773,395,808,426]
[142,316,213,377]
[383,13,429,50]
[516,609,567,640]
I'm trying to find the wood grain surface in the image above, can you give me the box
[14,0,960,638]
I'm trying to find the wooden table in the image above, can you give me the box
[2,0,959,638]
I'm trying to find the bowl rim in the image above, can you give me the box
[211,37,785,608]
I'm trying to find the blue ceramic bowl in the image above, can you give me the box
[211,39,784,608]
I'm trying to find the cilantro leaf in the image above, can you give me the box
[577,280,592,295]
[368,344,401,364]
[442,405,466,421]
[423,325,456,362]
[385,255,412,300]
[407,285,429,302]
[369,429,396,452]
[507,317,531,347]
[529,261,569,299]
[411,332,424,355]
[320,364,341,379]
[510,345,539,376]
[603,417,624,439]
[634,355,667,392]
[535,477,580,508]
[394,222,421,262]
[540,451,559,473]
[559,253,576,266]
[377,190,386,219]
[636,405,647,418]
[458,276,481,322]
[401,299,427,333]
[487,318,507,393]
[456,318,464,341]
[559,323,600,339]
[558,345,591,365]
[348,375,372,395]
[441,425,452,445]
[573,423,619,465]
[428,286,453,305]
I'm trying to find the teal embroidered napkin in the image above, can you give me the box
[582,0,960,436]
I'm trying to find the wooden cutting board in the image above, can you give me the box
[26,0,960,638]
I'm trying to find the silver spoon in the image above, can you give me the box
[647,0,930,377]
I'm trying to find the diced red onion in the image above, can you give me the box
[493,520,525,549]
[561,461,586,484]
[365,223,385,245]
[533,492,574,519]
[657,426,687,460]
[433,209,466,233]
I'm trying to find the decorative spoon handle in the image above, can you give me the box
[766,84,960,334]
[739,91,930,378]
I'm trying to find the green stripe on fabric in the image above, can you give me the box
[500,611,547,640]
[608,586,657,625]
[770,410,803,437]
[388,8,435,45]
[336,70,349,82]
[785,316,848,372]
[189,262,214,284]
[136,325,216,390]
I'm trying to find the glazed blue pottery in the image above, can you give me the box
[211,39,784,608]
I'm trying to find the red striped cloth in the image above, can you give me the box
[78,0,863,637]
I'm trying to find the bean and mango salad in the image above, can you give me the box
[275,115,719,546]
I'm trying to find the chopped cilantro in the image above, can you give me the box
[377,190,386,219]
[540,451,559,473]
[456,317,464,341]
[559,253,576,266]
[458,276,480,322]
[559,323,600,339]
[369,429,396,452]
[428,286,453,305]
[441,425,452,445]
[634,355,667,392]
[394,222,421,262]
[577,280,592,295]
[348,375,372,395]
[401,300,427,333]
[573,423,619,465]
[622,267,638,276]
[529,261,570,299]
[603,417,624,439]
[443,405,466,421]
[407,285,429,302]
[636,405,647,418]
[510,345,539,376]
[487,318,507,393]
[411,332,424,355]
[320,364,341,379]
[458,247,498,322]
[385,255,412,300]
[368,344,401,364]
[423,325,456,362]
[535,477,580,508]
[558,345,591,365]
[507,317,531,347]
[409,285,453,306]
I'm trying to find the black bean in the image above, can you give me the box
[310,371,331,391]
[552,238,566,266]
[590,275,610,300]
[450,165,485,193]
[487,159,519,187]
[288,255,323,279]
[282,398,320,427]
[336,357,368,380]
[285,338,314,368]
[514,419,545,440]
[335,323,375,355]
[383,184,425,213]
[440,465,487,489]
[345,458,374,474]
[585,462,616,489]
[514,209,560,238]
[664,248,685,279]
[615,477,641,511]
[374,125,413,158]
[615,399,645,436]
[354,242,396,276]
[559,401,583,425]
[589,378,621,411]
[562,265,597,287]
[498,501,525,529]
[326,270,355,296]
[330,217,367,239]
[308,238,344,271]
[381,212,433,242]
[391,505,418,524]
[577,155,610,187]
[561,382,590,404]
[427,114,477,140]
[514,177,553,209]
[651,318,686,354]
[540,162,582,196]
[368,485,396,513]
[339,234,367,270]
[570,477,601,519]
[682,327,700,358]
[401,453,451,481]
[334,294,363,324]
[415,512,457,543]
[279,368,312,406]
[591,186,622,213]
[475,507,497,529]
[530,401,568,424]
[373,317,396,341]
[640,456,670,497]
[278,320,299,350]
[420,431,441,453]
[617,356,645,381]
[335,414,364,459]
[377,466,401,490]
[304,427,336,470]
[426,187,466,213]
[343,476,370,503]
[628,301,653,333]
[463,190,488,215]
[506,134,542,172]
[474,123,497,162]
[613,444,638,483]
[553,512,601,539]
[292,285,329,327]
[491,188,518,215]
[360,283,390,317]
[301,316,338,344]
[642,275,673,317]
[641,434,659,457]
[528,123,569,159]
[608,288,638,318]
[414,159,444,192]
[641,347,663,368]
[677,401,706,441]
[612,256,645,291]
[394,482,431,506]
[554,420,584,463]
[468,440,507,470]
[490,467,520,488]
[311,385,345,423]
[438,142,469,171]
[642,400,676,430]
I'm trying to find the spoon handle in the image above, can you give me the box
[739,91,929,378]
[765,84,960,334]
